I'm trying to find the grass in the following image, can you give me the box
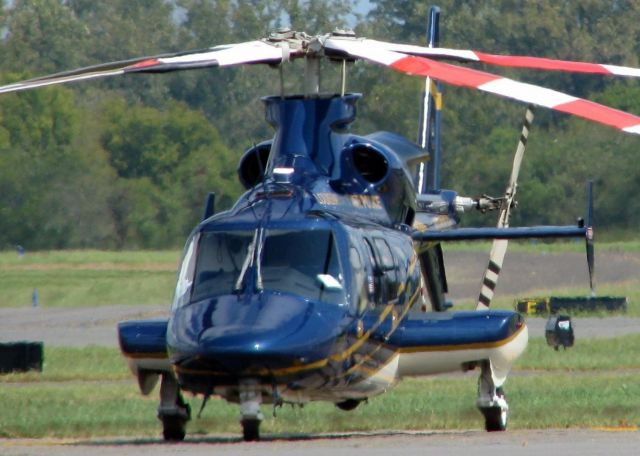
[517,335,640,371]
[0,250,181,266]
[0,346,129,383]
[0,250,179,307]
[1,339,639,438]
[1,374,638,438]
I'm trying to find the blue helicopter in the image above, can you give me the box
[4,5,640,442]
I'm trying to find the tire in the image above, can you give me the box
[162,415,187,441]
[482,406,507,432]
[241,418,260,441]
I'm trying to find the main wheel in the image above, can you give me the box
[162,414,187,441]
[482,406,508,432]
[241,418,260,441]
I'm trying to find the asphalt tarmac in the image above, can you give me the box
[2,429,639,456]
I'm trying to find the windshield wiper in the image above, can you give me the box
[234,228,259,293]
[255,227,265,291]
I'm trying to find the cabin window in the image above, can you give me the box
[349,244,368,313]
[365,236,400,305]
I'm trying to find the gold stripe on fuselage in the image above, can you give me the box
[398,324,526,354]
[122,351,167,360]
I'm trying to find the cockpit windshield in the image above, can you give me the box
[190,228,345,305]
[191,231,253,302]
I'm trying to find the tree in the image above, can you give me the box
[0,85,115,249]
[101,98,241,247]
[0,0,88,74]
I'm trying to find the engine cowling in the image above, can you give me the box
[334,142,389,193]
[332,139,415,225]
[237,141,271,189]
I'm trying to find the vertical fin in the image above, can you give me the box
[416,6,442,193]
[416,6,448,311]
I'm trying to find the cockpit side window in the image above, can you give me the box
[172,233,199,310]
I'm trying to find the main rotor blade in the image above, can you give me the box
[324,38,640,135]
[0,41,290,95]
[362,39,640,78]
[476,106,535,311]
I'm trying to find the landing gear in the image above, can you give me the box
[479,387,508,431]
[241,418,261,441]
[157,373,191,442]
[476,361,509,432]
[239,379,264,441]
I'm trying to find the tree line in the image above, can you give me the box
[1,0,639,250]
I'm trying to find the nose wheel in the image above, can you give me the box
[239,379,264,441]
[241,418,261,441]
[157,373,191,441]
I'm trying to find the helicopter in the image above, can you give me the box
[3,5,639,443]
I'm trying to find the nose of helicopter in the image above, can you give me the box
[168,292,348,379]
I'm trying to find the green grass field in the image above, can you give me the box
[1,338,639,438]
[0,250,179,307]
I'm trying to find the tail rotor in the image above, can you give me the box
[476,105,535,310]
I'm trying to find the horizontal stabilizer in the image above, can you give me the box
[413,225,586,242]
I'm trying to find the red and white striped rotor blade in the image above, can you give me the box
[0,40,290,95]
[363,39,640,78]
[324,38,640,135]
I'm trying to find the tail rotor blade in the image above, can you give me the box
[477,239,508,310]
[476,106,535,311]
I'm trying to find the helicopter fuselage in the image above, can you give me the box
[119,94,527,410]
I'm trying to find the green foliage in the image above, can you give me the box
[0,0,89,74]
[0,1,639,249]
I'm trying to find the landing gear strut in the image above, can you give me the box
[476,361,509,432]
[158,373,191,441]
[239,379,264,441]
